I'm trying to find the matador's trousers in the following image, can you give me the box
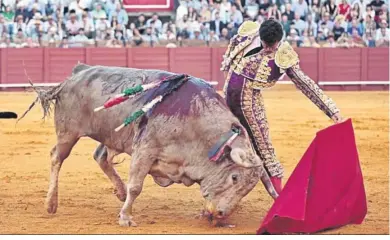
[225,72,284,178]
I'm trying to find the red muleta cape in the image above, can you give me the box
[257,119,367,234]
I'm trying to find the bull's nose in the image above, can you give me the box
[217,210,224,218]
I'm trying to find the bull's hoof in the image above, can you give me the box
[45,198,58,214]
[46,203,57,214]
[118,214,137,227]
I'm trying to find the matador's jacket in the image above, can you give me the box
[221,21,340,178]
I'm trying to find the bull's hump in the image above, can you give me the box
[151,77,221,117]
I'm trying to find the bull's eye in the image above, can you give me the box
[232,174,238,184]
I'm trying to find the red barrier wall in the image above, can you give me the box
[0,47,388,91]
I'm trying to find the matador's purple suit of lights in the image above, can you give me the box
[220,20,343,194]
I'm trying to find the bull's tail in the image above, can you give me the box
[17,79,66,123]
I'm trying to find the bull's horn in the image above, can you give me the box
[260,170,279,200]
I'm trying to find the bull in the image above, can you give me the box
[21,64,278,227]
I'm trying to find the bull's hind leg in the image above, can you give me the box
[118,150,155,227]
[46,135,79,214]
[93,144,126,202]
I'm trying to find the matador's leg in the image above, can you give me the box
[240,81,284,193]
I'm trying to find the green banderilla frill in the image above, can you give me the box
[123,84,143,96]
[124,109,145,126]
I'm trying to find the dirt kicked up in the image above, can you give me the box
[0,87,388,234]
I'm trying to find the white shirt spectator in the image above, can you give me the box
[66,18,82,35]
[176,1,188,22]
[376,28,390,41]
[69,0,85,17]
[219,0,231,24]
[292,0,308,18]
[105,0,120,14]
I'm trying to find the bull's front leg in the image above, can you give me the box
[118,150,154,227]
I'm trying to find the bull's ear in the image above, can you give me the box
[230,148,262,168]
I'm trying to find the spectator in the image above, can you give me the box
[130,28,143,46]
[191,26,205,40]
[109,2,128,27]
[81,11,94,38]
[188,0,202,13]
[370,0,385,17]
[28,0,46,16]
[311,3,322,23]
[351,28,366,45]
[351,1,363,22]
[324,0,338,20]
[347,18,364,36]
[220,27,230,41]
[363,4,376,20]
[66,12,82,36]
[0,34,12,48]
[15,2,30,22]
[42,26,60,43]
[378,4,388,23]
[292,0,309,19]
[142,27,159,46]
[302,35,320,47]
[305,14,318,37]
[364,14,377,40]
[210,11,226,36]
[45,0,56,17]
[199,4,211,22]
[375,20,390,44]
[187,6,197,22]
[161,28,176,41]
[0,13,7,36]
[13,28,26,45]
[70,27,89,46]
[69,0,85,18]
[332,19,346,41]
[0,0,5,13]
[281,15,291,36]
[206,30,219,42]
[2,5,13,22]
[287,28,301,47]
[282,3,295,21]
[177,14,191,33]
[146,13,162,34]
[225,21,237,38]
[268,4,281,21]
[336,0,351,21]
[176,0,189,22]
[91,3,106,21]
[323,33,337,47]
[135,14,146,34]
[230,3,243,25]
[245,0,259,20]
[293,12,306,35]
[59,36,69,48]
[259,0,271,18]
[12,14,26,36]
[95,16,110,38]
[43,15,57,33]
[105,0,119,14]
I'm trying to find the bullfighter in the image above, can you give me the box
[221,19,344,194]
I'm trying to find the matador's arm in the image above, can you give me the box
[275,42,341,120]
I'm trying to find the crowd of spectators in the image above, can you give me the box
[0,0,389,48]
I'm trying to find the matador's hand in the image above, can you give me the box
[331,112,344,124]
